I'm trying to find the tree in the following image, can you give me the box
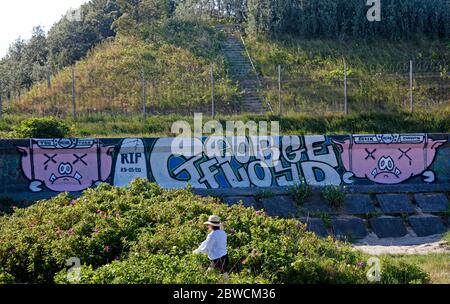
[47,0,121,69]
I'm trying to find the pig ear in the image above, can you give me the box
[429,139,447,150]
[332,139,347,153]
[17,147,29,156]
[106,146,115,155]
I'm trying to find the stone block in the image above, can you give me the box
[262,196,298,218]
[414,194,449,213]
[299,217,329,238]
[409,215,447,237]
[343,195,376,215]
[377,194,415,214]
[331,217,368,240]
[369,216,408,238]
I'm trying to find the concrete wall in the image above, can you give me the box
[0,134,449,201]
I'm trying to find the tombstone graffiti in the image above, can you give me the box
[17,138,114,192]
[334,134,447,185]
[113,138,148,187]
[4,133,448,198]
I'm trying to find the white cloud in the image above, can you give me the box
[0,0,90,58]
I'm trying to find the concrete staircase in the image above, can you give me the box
[216,25,266,113]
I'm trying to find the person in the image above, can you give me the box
[193,215,229,274]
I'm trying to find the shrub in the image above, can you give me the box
[290,183,312,206]
[0,179,429,284]
[54,254,223,284]
[0,269,15,284]
[11,117,71,138]
[443,232,450,244]
[380,258,430,284]
[322,186,346,208]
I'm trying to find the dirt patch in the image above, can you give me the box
[353,233,450,255]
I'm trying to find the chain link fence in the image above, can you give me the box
[0,60,448,118]
[262,60,449,115]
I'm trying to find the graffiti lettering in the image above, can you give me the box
[149,135,342,189]
[12,133,447,196]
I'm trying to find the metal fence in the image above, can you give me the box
[262,60,449,115]
[0,60,448,118]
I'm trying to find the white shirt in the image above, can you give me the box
[193,230,227,260]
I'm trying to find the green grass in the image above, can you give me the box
[1,110,449,138]
[443,232,450,244]
[244,34,450,114]
[386,253,450,284]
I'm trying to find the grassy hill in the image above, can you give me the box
[10,19,241,117]
[0,0,448,127]
[5,21,449,118]
[244,34,449,113]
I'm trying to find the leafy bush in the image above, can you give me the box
[54,254,223,284]
[11,117,71,138]
[290,183,312,206]
[0,269,15,284]
[0,179,429,284]
[379,258,430,284]
[322,186,346,208]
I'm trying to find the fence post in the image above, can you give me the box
[141,67,147,119]
[211,64,215,118]
[47,68,52,89]
[71,65,77,119]
[409,60,414,113]
[278,64,282,116]
[0,81,3,119]
[344,60,348,115]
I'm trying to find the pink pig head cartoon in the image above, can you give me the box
[334,134,446,185]
[17,138,114,192]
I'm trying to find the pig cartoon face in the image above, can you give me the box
[18,139,114,192]
[334,134,446,185]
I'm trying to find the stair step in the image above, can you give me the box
[219,24,267,114]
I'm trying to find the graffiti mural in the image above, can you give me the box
[334,134,447,185]
[1,133,447,199]
[149,135,342,189]
[17,138,114,192]
[113,138,148,187]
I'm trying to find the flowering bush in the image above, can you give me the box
[0,179,429,284]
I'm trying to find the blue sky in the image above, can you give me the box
[0,0,90,58]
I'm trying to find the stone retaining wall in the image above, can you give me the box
[203,188,450,240]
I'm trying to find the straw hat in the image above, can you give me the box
[203,215,222,227]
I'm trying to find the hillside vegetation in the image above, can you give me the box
[244,35,449,113]
[0,0,448,118]
[1,111,449,139]
[0,179,430,284]
[12,20,239,116]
